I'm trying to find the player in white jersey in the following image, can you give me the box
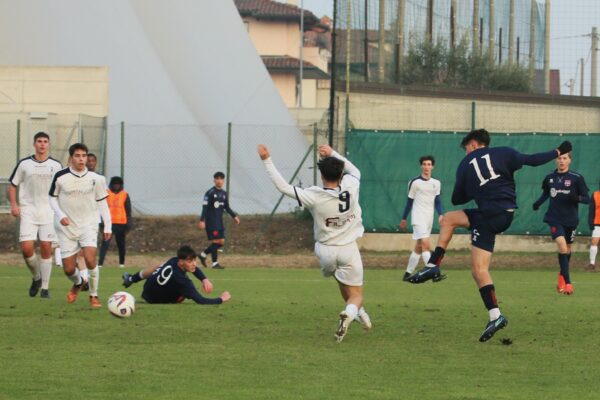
[258,143,371,343]
[399,156,444,281]
[49,143,112,308]
[8,132,62,298]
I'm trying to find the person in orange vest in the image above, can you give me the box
[588,181,600,271]
[98,176,131,268]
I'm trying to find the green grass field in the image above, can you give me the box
[1,264,599,400]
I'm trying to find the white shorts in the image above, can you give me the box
[314,241,363,286]
[19,218,56,242]
[55,224,99,258]
[593,226,600,238]
[412,224,432,240]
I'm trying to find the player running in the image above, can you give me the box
[398,155,444,281]
[258,143,371,343]
[49,143,112,308]
[122,245,230,305]
[198,172,240,269]
[407,129,570,342]
[533,152,589,294]
[588,181,600,271]
[8,132,62,298]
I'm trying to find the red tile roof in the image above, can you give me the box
[234,0,319,27]
[261,56,329,79]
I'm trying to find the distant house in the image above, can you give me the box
[234,0,330,108]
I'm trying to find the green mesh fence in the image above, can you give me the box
[347,129,600,235]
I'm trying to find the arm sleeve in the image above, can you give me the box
[192,268,207,281]
[125,194,132,223]
[182,281,222,305]
[200,194,208,221]
[98,199,112,233]
[434,195,444,215]
[95,179,108,201]
[49,196,67,220]
[331,150,360,180]
[9,163,21,186]
[224,195,237,218]
[514,149,557,167]
[576,176,590,205]
[589,196,596,229]
[533,177,550,209]
[262,157,314,207]
[401,198,413,220]
[451,165,469,205]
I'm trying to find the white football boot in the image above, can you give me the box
[335,311,353,343]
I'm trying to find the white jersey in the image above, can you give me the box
[263,151,364,246]
[9,155,62,224]
[49,167,108,236]
[407,176,441,226]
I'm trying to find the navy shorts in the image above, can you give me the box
[464,209,514,252]
[206,228,225,240]
[548,224,576,244]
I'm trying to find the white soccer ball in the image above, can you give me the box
[107,291,135,318]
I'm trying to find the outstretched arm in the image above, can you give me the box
[533,177,550,210]
[319,145,360,179]
[258,144,298,199]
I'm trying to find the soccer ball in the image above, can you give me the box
[107,291,135,318]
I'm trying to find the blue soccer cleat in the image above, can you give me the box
[407,266,446,284]
[479,315,508,342]
[122,272,133,288]
[29,278,42,297]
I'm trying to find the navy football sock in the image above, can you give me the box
[131,272,143,283]
[428,247,446,266]
[558,253,571,284]
[479,284,498,310]
[205,243,222,262]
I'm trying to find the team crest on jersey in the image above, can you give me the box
[564,180,571,187]
[549,179,553,183]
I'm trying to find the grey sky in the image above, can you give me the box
[284,0,599,96]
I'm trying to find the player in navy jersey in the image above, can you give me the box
[123,245,230,304]
[533,152,589,295]
[408,129,570,341]
[198,172,240,269]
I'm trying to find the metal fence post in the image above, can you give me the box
[120,121,125,179]
[471,101,476,130]
[16,119,21,162]
[313,123,318,185]
[226,122,232,194]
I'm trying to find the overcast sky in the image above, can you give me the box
[284,0,599,95]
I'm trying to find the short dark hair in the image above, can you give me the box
[419,155,435,165]
[68,143,88,157]
[87,153,97,161]
[213,171,225,179]
[177,245,197,260]
[318,156,345,182]
[461,129,491,149]
[109,176,124,186]
[33,132,50,142]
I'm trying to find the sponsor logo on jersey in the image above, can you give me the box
[325,214,356,228]
[564,179,571,187]
[550,188,571,198]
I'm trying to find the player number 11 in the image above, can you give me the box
[469,154,500,186]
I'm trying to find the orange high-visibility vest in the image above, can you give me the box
[594,191,600,226]
[108,190,128,224]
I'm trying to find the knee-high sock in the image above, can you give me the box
[590,245,598,265]
[406,251,421,274]
[25,254,41,280]
[89,267,99,297]
[80,267,89,282]
[421,251,431,266]
[67,269,82,285]
[479,284,501,320]
[204,243,222,263]
[427,247,446,267]
[40,258,52,290]
[558,253,570,284]
[344,303,358,320]
[54,247,62,266]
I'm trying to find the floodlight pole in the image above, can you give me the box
[299,0,304,108]
[328,0,338,146]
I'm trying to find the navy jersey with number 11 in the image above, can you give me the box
[452,146,557,214]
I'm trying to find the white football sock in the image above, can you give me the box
[421,251,431,265]
[212,261,219,266]
[68,269,82,285]
[54,247,62,266]
[80,268,90,282]
[489,307,501,321]
[406,251,421,274]
[89,267,99,297]
[344,303,358,320]
[25,254,41,280]
[40,258,52,290]
[357,306,367,317]
[590,245,598,265]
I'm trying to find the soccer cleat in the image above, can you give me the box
[122,272,133,288]
[556,273,566,294]
[479,315,508,342]
[335,311,353,342]
[40,289,50,299]
[81,281,90,292]
[67,279,87,304]
[563,283,574,295]
[212,263,224,270]
[89,296,102,308]
[356,312,372,331]
[402,272,411,282]
[29,278,42,297]
[407,266,446,284]
[119,264,125,268]
[199,254,208,268]
[585,263,596,272]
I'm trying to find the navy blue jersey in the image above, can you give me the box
[200,187,237,229]
[452,146,557,214]
[533,170,590,227]
[142,257,221,305]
